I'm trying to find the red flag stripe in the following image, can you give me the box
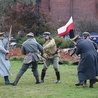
[58,23,74,37]
[57,16,74,37]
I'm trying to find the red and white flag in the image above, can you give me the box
[57,16,74,37]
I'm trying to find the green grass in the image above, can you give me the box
[0,61,98,98]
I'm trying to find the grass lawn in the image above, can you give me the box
[0,60,98,98]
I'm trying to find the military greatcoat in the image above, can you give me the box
[0,40,11,76]
[76,39,98,81]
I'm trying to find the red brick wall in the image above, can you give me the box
[41,0,98,32]
[73,0,95,21]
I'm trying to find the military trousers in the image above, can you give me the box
[17,61,39,78]
[42,56,59,71]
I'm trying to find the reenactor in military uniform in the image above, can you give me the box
[12,32,44,86]
[41,32,60,83]
[82,32,98,86]
[72,35,98,88]
[0,32,12,85]
[82,32,90,39]
[82,32,98,50]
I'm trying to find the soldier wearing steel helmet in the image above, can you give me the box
[40,32,60,83]
[12,32,44,86]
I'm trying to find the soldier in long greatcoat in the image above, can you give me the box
[81,32,98,86]
[72,35,98,88]
[0,32,12,85]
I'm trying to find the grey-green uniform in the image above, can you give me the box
[12,32,44,86]
[41,32,60,83]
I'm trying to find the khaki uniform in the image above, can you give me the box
[41,38,60,83]
[43,39,59,68]
[43,39,58,58]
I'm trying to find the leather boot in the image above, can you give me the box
[32,69,41,84]
[55,71,60,83]
[41,69,46,83]
[4,76,12,85]
[35,76,40,84]
[89,79,94,88]
[82,80,88,87]
[75,81,83,86]
[12,76,20,86]
[12,70,24,86]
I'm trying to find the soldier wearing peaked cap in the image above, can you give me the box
[26,32,37,42]
[43,32,51,35]
[82,32,90,39]
[12,32,44,86]
[26,32,34,37]
[0,32,12,85]
[82,32,97,49]
[83,32,90,35]
[40,31,61,83]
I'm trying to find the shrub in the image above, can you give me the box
[3,1,54,36]
[36,36,74,49]
[15,35,26,47]
[55,37,74,48]
[10,56,24,61]
[36,36,44,45]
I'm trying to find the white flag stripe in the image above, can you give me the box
[57,16,73,34]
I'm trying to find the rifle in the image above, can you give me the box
[5,25,12,60]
